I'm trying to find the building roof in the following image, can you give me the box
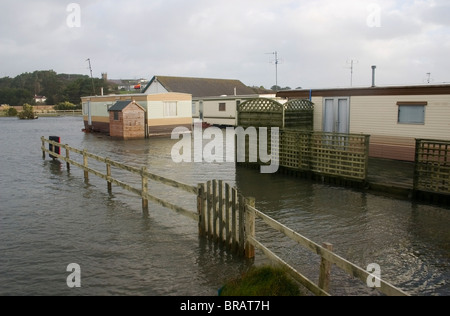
[143,76,258,97]
[108,100,145,112]
[277,84,450,98]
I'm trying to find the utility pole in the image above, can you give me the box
[347,59,359,87]
[86,58,96,95]
[267,51,281,91]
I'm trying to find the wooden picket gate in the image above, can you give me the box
[197,180,255,257]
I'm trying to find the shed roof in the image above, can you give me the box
[143,76,259,97]
[108,101,133,112]
[108,100,145,112]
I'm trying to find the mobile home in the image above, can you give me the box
[81,93,192,137]
[278,85,450,161]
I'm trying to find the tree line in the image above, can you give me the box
[0,70,112,106]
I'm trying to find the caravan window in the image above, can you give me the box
[164,102,178,117]
[398,102,426,124]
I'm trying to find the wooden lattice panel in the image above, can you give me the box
[309,133,369,180]
[284,99,314,112]
[238,98,283,113]
[414,139,450,195]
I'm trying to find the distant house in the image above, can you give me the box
[143,76,261,97]
[143,76,278,126]
[277,85,450,162]
[81,93,192,137]
[34,95,47,104]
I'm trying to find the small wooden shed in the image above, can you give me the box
[108,101,146,139]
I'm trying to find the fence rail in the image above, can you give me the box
[41,137,408,296]
[42,137,198,220]
[247,205,408,296]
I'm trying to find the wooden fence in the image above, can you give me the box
[246,130,371,182]
[238,98,314,130]
[41,137,198,220]
[41,137,408,296]
[414,139,450,195]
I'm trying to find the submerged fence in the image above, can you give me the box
[41,137,408,296]
[244,130,371,182]
[414,139,450,196]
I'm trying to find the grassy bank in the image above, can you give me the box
[220,266,302,296]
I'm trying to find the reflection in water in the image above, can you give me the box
[236,167,450,296]
[0,117,448,296]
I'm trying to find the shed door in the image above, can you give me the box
[323,98,349,134]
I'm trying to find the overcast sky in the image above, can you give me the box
[0,0,449,89]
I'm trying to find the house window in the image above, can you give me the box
[164,102,178,117]
[398,102,426,124]
[192,102,197,116]
[114,112,119,121]
[219,103,226,112]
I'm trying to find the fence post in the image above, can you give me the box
[364,135,371,181]
[65,145,70,171]
[245,197,256,259]
[41,137,46,160]
[83,149,89,182]
[238,194,245,255]
[318,242,333,293]
[413,139,421,192]
[225,183,231,248]
[212,179,218,241]
[141,167,149,215]
[206,181,212,239]
[197,183,206,237]
[106,158,112,194]
[231,188,238,252]
[218,180,224,243]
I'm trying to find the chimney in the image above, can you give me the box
[371,66,377,87]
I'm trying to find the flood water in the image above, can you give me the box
[0,116,448,296]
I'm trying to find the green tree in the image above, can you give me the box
[63,78,110,105]
[271,85,292,91]
[6,107,18,117]
[54,101,80,110]
[18,103,36,120]
[0,88,33,105]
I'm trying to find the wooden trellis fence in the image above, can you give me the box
[414,139,450,196]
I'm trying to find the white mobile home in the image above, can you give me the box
[81,93,192,137]
[278,85,450,161]
[192,95,286,126]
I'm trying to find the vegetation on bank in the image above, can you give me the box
[17,104,37,120]
[1,101,81,118]
[0,70,112,106]
[220,266,302,296]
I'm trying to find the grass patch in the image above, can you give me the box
[220,266,302,296]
